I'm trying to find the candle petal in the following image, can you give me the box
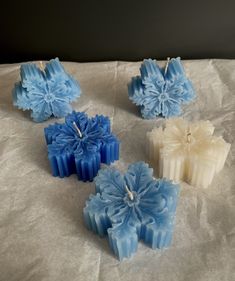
[108,221,139,260]
[124,162,153,193]
[83,194,111,237]
[95,168,125,198]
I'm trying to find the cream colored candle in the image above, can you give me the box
[147,118,231,188]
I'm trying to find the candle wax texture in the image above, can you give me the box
[44,111,119,182]
[128,58,195,119]
[147,118,231,188]
[13,58,81,122]
[84,162,180,260]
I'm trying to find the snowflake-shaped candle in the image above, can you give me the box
[13,58,81,122]
[147,118,231,188]
[84,162,180,260]
[128,57,195,119]
[44,111,120,182]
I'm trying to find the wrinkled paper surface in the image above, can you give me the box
[0,60,234,281]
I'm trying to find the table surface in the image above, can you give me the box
[0,60,234,281]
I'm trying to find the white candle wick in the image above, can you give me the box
[125,185,134,201]
[186,126,192,144]
[164,57,171,75]
[187,132,192,143]
[39,61,44,71]
[73,121,82,138]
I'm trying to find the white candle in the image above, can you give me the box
[147,118,231,188]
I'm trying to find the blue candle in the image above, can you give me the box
[44,111,120,182]
[128,57,195,119]
[84,162,180,260]
[13,58,81,122]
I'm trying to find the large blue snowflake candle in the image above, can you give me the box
[13,58,81,122]
[128,57,195,119]
[84,162,180,260]
[44,111,119,182]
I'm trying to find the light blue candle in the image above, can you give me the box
[84,162,180,260]
[13,58,81,122]
[128,57,195,119]
[44,111,120,182]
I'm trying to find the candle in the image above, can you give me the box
[147,118,231,188]
[83,162,180,260]
[128,57,195,119]
[13,58,81,122]
[44,111,120,182]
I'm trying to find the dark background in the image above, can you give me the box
[1,0,235,63]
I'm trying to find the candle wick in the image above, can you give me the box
[39,61,44,72]
[186,132,191,143]
[73,121,83,138]
[164,57,171,75]
[125,185,134,201]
